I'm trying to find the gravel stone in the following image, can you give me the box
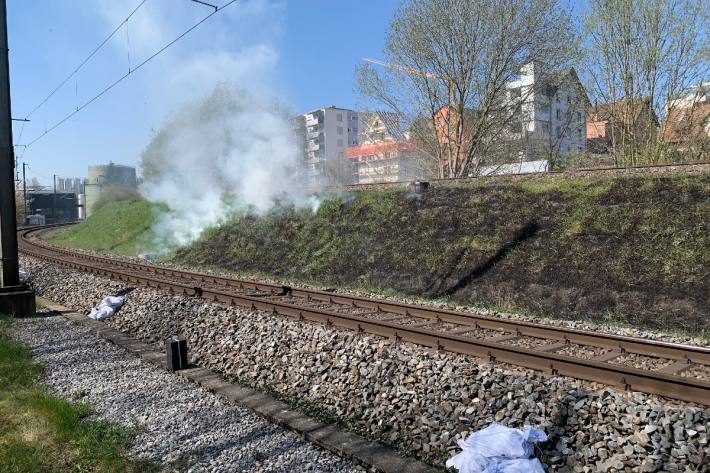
[21,255,710,471]
[12,313,364,473]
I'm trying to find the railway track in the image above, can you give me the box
[19,226,710,405]
[314,161,710,193]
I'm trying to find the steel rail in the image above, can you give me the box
[21,228,710,365]
[18,226,710,405]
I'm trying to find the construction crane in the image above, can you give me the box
[363,57,438,79]
[363,57,456,105]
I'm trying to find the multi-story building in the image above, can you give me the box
[302,106,359,186]
[53,176,85,194]
[346,112,420,184]
[502,64,588,159]
[430,64,588,176]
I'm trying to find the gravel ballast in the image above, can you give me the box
[12,311,364,473]
[22,256,710,471]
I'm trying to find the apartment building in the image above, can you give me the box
[502,63,588,159]
[302,106,359,186]
[346,112,419,184]
[431,63,588,175]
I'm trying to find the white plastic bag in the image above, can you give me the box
[88,295,125,320]
[446,424,547,473]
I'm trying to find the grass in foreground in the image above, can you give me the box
[0,314,159,473]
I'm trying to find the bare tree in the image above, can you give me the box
[322,155,354,186]
[357,0,579,178]
[583,0,709,164]
[15,186,26,225]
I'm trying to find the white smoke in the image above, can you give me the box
[92,1,317,250]
[140,84,311,250]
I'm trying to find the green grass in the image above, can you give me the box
[46,199,155,256]
[42,172,709,335]
[0,315,159,473]
[176,172,710,335]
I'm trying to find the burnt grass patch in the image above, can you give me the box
[175,173,710,335]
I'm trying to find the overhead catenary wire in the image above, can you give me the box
[21,0,150,121]
[23,0,238,149]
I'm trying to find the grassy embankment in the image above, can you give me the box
[41,173,710,336]
[46,199,155,256]
[180,173,709,336]
[0,315,158,472]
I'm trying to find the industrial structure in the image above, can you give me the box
[26,190,79,223]
[55,176,84,194]
[302,106,359,186]
[84,163,137,217]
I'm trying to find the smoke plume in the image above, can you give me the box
[139,84,311,250]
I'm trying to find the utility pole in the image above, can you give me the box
[53,174,57,223]
[0,0,34,316]
[0,0,18,287]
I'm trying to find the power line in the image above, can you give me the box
[23,0,238,149]
[22,0,150,121]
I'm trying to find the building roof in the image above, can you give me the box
[547,68,591,106]
[587,98,659,126]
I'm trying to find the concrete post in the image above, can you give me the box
[0,0,35,316]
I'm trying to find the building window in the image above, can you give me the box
[337,113,343,122]
[556,109,561,120]
[337,126,343,135]
[577,111,582,121]
[542,123,550,134]
[567,95,571,104]
[337,139,343,147]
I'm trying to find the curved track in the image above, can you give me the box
[19,226,710,405]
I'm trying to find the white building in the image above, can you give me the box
[667,82,710,110]
[503,63,588,160]
[302,106,359,185]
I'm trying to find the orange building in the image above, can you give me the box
[346,112,420,184]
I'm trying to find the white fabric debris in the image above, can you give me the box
[19,271,28,282]
[446,424,547,473]
[88,295,125,321]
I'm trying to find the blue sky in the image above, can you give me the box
[8,0,400,185]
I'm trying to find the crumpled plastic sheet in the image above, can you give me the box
[446,423,548,473]
[88,295,125,320]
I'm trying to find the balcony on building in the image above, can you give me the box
[305,114,320,127]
